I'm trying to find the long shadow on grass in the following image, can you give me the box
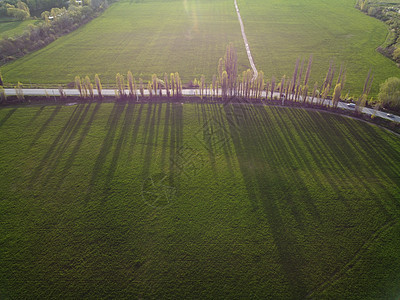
[29,106,62,149]
[86,102,126,199]
[126,103,144,164]
[168,103,183,186]
[223,103,309,298]
[160,103,172,171]
[104,101,137,190]
[0,108,17,127]
[55,102,102,189]
[296,110,397,219]
[26,106,45,127]
[141,103,163,180]
[42,103,94,186]
[29,105,86,187]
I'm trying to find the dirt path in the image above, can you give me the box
[234,0,258,81]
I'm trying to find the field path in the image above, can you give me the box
[234,0,258,81]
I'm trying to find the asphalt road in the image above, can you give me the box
[3,88,400,123]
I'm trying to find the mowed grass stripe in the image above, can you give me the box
[0,103,400,298]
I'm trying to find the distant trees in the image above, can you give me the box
[0,0,113,65]
[378,77,400,109]
[6,1,30,20]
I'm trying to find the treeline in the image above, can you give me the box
[0,0,66,17]
[0,44,387,113]
[0,0,111,65]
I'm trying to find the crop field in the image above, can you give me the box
[1,0,400,95]
[0,102,399,298]
[0,18,38,38]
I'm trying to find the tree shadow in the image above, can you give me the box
[26,106,45,128]
[43,103,94,186]
[86,102,127,200]
[126,103,145,164]
[223,102,309,298]
[104,101,137,190]
[0,108,17,128]
[29,106,62,149]
[55,102,102,189]
[29,105,87,187]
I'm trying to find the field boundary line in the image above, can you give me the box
[306,219,399,298]
[234,0,258,81]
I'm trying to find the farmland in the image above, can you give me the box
[0,102,399,298]
[1,0,400,96]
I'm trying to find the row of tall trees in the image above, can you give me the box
[73,72,183,100]
[3,44,394,112]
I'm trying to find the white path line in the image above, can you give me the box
[234,0,258,81]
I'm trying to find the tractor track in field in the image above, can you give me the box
[234,0,258,81]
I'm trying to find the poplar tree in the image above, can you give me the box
[174,72,182,98]
[0,86,6,102]
[200,75,205,99]
[139,78,144,97]
[152,74,158,95]
[127,71,135,98]
[95,74,102,99]
[75,76,83,98]
[85,76,94,99]
[332,83,342,108]
[311,82,318,104]
[170,73,175,98]
[304,55,313,87]
[224,43,237,97]
[164,73,170,98]
[58,86,65,100]
[16,82,24,101]
[222,71,228,100]
[212,75,217,98]
[148,82,153,98]
[0,70,3,86]
[270,77,276,101]
[116,73,125,98]
[279,76,286,104]
[356,70,373,113]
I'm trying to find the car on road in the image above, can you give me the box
[347,103,356,108]
[387,113,394,118]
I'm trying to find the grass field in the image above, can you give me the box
[0,101,399,298]
[1,0,400,96]
[0,17,38,38]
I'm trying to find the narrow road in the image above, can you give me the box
[234,0,258,81]
[3,88,400,123]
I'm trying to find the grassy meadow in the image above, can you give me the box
[0,17,38,38]
[0,102,400,298]
[1,0,400,95]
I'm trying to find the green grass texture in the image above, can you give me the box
[0,18,38,39]
[1,0,400,96]
[0,102,399,298]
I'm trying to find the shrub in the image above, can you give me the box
[378,77,400,109]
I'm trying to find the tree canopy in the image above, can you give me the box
[378,77,400,109]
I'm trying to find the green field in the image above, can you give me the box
[0,18,38,38]
[1,102,399,298]
[1,0,400,95]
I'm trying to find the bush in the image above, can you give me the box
[378,77,400,110]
